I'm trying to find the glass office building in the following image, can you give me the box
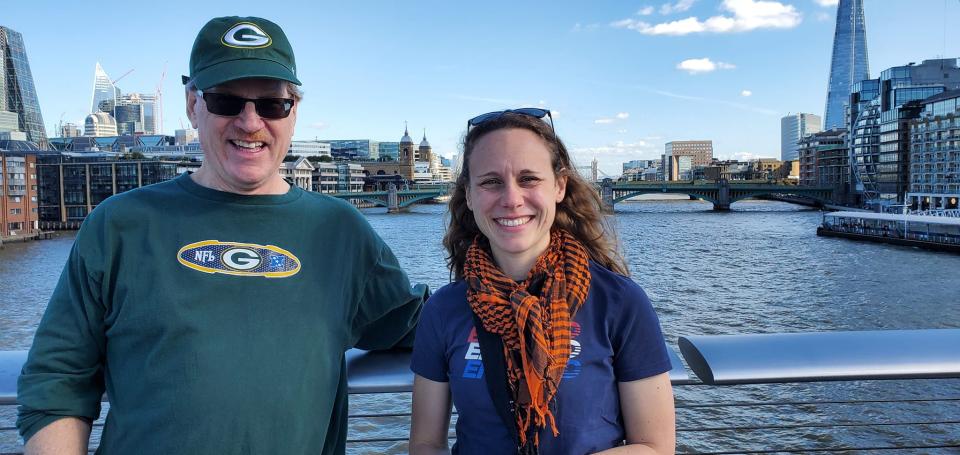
[37,154,179,227]
[823,0,869,131]
[325,139,379,160]
[91,63,120,114]
[378,142,399,161]
[780,113,822,161]
[909,90,960,210]
[848,59,960,204]
[0,26,47,147]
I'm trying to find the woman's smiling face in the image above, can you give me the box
[466,128,566,276]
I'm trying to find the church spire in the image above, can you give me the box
[400,121,413,144]
[419,128,431,148]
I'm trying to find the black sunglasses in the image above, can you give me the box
[467,108,555,134]
[199,91,295,119]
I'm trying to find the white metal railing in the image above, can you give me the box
[1,330,959,454]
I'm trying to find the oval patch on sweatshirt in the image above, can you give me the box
[177,240,301,278]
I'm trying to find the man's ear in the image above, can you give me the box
[186,89,199,129]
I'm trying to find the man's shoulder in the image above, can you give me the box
[297,191,372,226]
[87,177,185,221]
[299,190,361,212]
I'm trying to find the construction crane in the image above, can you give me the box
[155,63,167,134]
[111,68,134,86]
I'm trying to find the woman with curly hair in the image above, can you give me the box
[409,109,675,454]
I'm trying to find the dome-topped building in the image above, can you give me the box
[418,129,432,166]
[84,112,118,137]
[360,123,443,185]
[400,122,415,165]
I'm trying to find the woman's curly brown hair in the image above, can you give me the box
[443,112,628,280]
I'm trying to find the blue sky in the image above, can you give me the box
[5,0,960,176]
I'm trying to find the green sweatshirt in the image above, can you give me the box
[17,173,427,454]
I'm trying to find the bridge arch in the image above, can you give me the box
[345,196,389,208]
[398,193,445,208]
[612,190,719,206]
[728,191,831,207]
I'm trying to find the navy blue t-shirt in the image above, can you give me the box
[410,262,671,455]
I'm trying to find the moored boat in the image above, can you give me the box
[817,211,960,253]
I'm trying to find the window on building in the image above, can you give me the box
[8,222,23,231]
[10,208,22,215]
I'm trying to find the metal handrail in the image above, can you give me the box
[2,329,959,453]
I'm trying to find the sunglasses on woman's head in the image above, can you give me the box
[467,108,555,134]
[199,91,295,119]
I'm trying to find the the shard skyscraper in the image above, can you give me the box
[823,0,869,131]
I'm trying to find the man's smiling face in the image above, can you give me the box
[187,78,297,195]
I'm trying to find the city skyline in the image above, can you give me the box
[4,1,960,176]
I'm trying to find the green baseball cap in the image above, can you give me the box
[182,16,301,90]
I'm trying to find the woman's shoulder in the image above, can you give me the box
[587,261,650,302]
[424,280,469,312]
[584,261,658,324]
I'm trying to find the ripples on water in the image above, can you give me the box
[2,199,959,453]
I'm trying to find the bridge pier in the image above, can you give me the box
[714,178,730,211]
[387,184,400,213]
[601,179,614,211]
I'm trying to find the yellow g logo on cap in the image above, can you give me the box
[222,22,272,48]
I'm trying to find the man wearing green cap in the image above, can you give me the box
[16,16,426,454]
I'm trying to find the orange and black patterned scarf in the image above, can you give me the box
[464,229,592,449]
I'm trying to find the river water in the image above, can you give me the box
[2,199,959,453]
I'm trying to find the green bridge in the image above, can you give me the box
[325,180,834,213]
[328,184,451,213]
[601,179,835,211]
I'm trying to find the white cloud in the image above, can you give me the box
[571,140,662,175]
[741,90,752,97]
[594,112,630,124]
[660,0,696,15]
[617,129,628,134]
[612,0,801,35]
[677,58,736,74]
[572,22,600,32]
[638,85,778,115]
[814,0,838,6]
[815,12,832,21]
[309,122,328,130]
[728,151,759,161]
[638,6,655,15]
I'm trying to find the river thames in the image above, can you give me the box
[1,198,959,453]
